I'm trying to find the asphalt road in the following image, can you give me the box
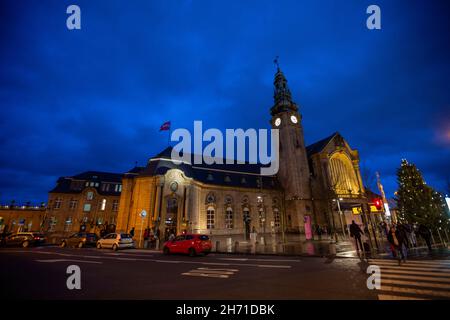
[0,246,448,300]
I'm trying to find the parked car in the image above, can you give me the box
[163,234,212,256]
[0,232,46,248]
[96,233,134,251]
[60,232,98,248]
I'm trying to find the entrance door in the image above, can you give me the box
[165,198,178,239]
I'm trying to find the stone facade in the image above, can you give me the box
[46,171,122,235]
[0,205,45,233]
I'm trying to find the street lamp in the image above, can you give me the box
[333,198,349,238]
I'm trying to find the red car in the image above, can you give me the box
[163,234,212,256]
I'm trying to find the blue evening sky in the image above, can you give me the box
[0,0,449,203]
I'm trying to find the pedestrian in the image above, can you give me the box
[396,224,410,249]
[387,225,406,264]
[417,224,432,251]
[349,220,364,252]
[403,222,416,248]
[169,232,175,241]
[316,225,322,237]
[130,227,135,238]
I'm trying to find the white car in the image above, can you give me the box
[96,233,134,251]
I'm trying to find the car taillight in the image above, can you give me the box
[34,237,40,240]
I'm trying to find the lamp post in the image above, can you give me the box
[333,198,348,239]
[139,209,147,248]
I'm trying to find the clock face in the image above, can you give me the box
[170,181,178,192]
[274,118,281,127]
[290,115,298,124]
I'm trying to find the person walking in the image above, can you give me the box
[129,227,135,238]
[349,220,364,253]
[418,224,432,251]
[387,225,406,264]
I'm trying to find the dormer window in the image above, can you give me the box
[241,177,247,184]
[207,173,214,181]
[224,175,231,183]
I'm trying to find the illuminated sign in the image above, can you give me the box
[446,197,450,211]
[384,203,391,216]
[370,205,378,212]
[352,207,362,214]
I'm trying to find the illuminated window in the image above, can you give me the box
[225,207,233,229]
[100,199,106,211]
[69,199,77,210]
[112,200,119,211]
[83,203,91,212]
[273,208,280,228]
[54,198,62,209]
[86,192,94,200]
[206,206,215,229]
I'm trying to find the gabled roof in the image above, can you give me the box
[306,132,338,156]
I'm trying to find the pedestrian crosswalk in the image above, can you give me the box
[181,267,239,279]
[368,258,450,300]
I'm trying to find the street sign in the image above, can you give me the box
[140,210,147,218]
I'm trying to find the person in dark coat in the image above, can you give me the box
[387,225,406,264]
[418,224,432,251]
[129,227,135,238]
[349,220,364,252]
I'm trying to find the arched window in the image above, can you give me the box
[206,206,215,229]
[259,207,265,229]
[273,208,280,228]
[225,207,233,229]
[329,153,360,196]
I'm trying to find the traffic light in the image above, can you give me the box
[374,199,382,210]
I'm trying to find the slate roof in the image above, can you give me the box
[139,146,281,190]
[305,132,337,156]
[49,171,123,195]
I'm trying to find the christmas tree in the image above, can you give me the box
[395,159,447,230]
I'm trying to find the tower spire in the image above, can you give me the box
[270,58,298,116]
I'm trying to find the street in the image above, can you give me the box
[0,246,449,300]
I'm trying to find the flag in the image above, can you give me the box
[159,121,171,131]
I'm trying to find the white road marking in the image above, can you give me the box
[2,249,292,269]
[369,259,450,266]
[257,264,292,268]
[35,259,102,264]
[378,294,426,300]
[381,279,450,290]
[378,265,450,273]
[380,285,450,299]
[218,258,301,263]
[370,258,450,300]
[197,267,239,272]
[381,273,450,283]
[182,267,239,279]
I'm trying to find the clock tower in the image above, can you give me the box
[270,66,312,233]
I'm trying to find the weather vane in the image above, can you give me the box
[273,55,280,69]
